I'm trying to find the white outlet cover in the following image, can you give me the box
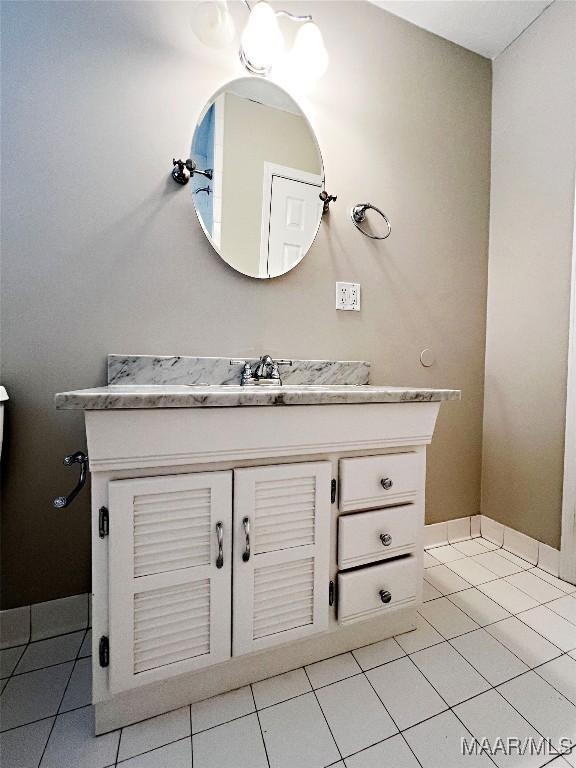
[336,282,361,311]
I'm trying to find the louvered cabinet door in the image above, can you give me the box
[108,472,232,694]
[233,462,332,656]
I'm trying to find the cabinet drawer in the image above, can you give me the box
[339,453,420,512]
[338,556,417,625]
[338,506,417,569]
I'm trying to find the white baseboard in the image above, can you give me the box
[425,514,561,577]
[0,593,90,650]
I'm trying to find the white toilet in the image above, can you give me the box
[0,386,8,457]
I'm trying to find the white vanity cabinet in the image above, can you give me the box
[107,462,332,695]
[107,471,233,694]
[232,462,332,656]
[65,399,454,733]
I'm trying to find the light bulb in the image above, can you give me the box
[192,1,236,49]
[290,21,328,80]
[240,1,283,75]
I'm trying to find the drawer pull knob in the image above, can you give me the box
[380,533,392,547]
[379,589,392,604]
[380,477,393,490]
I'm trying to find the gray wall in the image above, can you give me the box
[0,1,491,608]
[482,0,576,549]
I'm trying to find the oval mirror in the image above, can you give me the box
[190,78,324,279]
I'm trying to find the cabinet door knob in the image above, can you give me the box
[380,477,393,490]
[380,533,392,547]
[242,517,251,562]
[379,589,392,604]
[215,521,224,569]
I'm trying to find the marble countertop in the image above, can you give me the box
[55,384,461,410]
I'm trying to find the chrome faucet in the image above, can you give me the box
[238,355,285,386]
[253,354,281,382]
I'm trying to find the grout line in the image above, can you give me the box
[404,652,455,708]
[189,704,194,768]
[188,666,401,741]
[422,549,576,755]
[0,643,27,679]
[36,627,87,767]
[426,572,576,641]
[115,735,190,766]
[488,685,567,759]
[446,632,533,686]
[443,590,512,625]
[188,704,277,737]
[338,729,425,768]
[507,608,571,653]
[114,709,123,766]
[350,634,405,658]
[417,604,481,637]
[250,684,271,768]
[418,595,566,658]
[418,579,557,680]
[422,580,474,599]
[11,655,87,679]
[361,667,425,768]
[530,654,576,711]
[403,648,558,764]
[448,705,500,768]
[0,713,55,735]
[303,666,344,763]
[506,577,576,605]
[398,664,502,767]
[1,626,89,653]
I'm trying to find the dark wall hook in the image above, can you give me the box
[53,451,88,509]
[171,158,213,186]
[319,190,337,215]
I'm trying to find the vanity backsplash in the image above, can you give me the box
[107,355,371,387]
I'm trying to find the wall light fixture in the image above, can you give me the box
[240,1,328,78]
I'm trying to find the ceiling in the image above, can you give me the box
[369,0,554,58]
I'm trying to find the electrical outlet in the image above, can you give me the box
[349,283,360,310]
[336,282,361,311]
[336,282,348,310]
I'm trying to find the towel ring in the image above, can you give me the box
[351,203,391,240]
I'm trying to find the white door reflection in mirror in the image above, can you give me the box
[260,165,323,279]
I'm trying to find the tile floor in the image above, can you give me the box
[2,538,576,767]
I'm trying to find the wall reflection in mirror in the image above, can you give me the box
[191,78,324,279]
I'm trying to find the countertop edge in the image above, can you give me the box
[55,388,462,411]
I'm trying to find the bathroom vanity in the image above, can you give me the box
[55,355,459,733]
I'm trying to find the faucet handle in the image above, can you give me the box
[270,362,281,381]
[240,362,255,386]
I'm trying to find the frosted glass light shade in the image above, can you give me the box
[290,21,328,79]
[192,1,236,48]
[240,1,283,75]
